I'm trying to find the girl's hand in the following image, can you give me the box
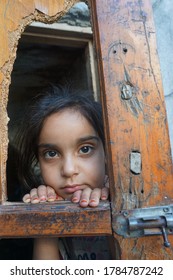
[71,186,109,208]
[71,175,109,208]
[22,185,63,203]
[23,176,109,207]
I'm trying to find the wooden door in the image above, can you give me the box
[0,0,173,259]
[90,0,173,259]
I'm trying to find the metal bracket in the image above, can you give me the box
[113,204,173,247]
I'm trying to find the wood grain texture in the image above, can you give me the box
[0,201,111,238]
[90,0,173,259]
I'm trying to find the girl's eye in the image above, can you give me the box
[79,146,93,154]
[44,150,58,158]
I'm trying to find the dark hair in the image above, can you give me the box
[16,86,104,190]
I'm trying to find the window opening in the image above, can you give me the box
[6,2,99,202]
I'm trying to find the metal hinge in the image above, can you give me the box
[113,204,173,247]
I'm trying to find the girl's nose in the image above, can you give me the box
[61,156,78,177]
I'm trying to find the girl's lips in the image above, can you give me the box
[63,185,82,194]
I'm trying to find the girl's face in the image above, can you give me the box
[38,109,106,200]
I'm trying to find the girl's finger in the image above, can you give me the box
[71,190,82,203]
[37,185,47,202]
[30,188,40,204]
[23,193,31,203]
[79,187,92,208]
[46,186,57,202]
[89,188,101,207]
[101,187,109,200]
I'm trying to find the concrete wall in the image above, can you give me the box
[152,0,173,157]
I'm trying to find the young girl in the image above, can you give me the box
[17,86,111,259]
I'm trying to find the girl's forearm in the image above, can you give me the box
[33,237,60,260]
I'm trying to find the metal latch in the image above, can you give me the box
[113,204,173,247]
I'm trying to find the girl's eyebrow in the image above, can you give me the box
[38,136,100,149]
[77,136,100,144]
[38,143,57,149]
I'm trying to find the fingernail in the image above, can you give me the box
[40,196,46,202]
[80,199,87,203]
[31,198,39,204]
[47,196,56,202]
[72,197,78,203]
[24,198,30,203]
[101,196,107,200]
[90,199,96,203]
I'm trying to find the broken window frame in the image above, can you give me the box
[0,1,112,239]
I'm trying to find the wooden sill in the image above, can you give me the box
[0,200,112,238]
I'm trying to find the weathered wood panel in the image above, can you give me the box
[0,201,111,237]
[91,0,173,259]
